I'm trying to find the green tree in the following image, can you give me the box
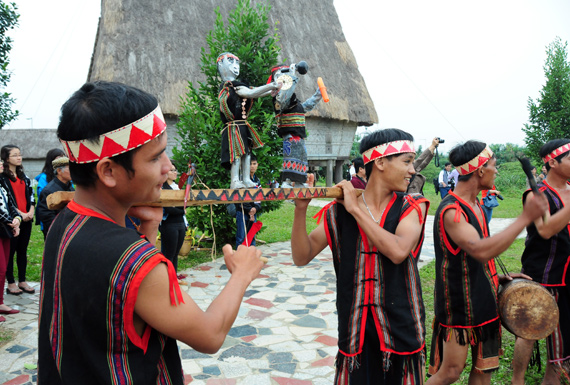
[174,0,281,248]
[489,143,527,165]
[523,37,570,165]
[0,1,19,128]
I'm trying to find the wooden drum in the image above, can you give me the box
[498,278,559,340]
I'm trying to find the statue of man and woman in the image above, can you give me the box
[217,52,322,189]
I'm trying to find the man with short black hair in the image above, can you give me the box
[512,139,570,384]
[427,140,547,385]
[438,162,452,198]
[292,128,429,384]
[39,81,265,384]
[35,156,74,239]
[349,156,366,189]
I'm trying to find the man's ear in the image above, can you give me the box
[95,158,119,188]
[548,158,557,170]
[478,166,485,178]
[375,158,385,172]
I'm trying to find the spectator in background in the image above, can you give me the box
[1,145,35,295]
[407,137,440,194]
[159,164,188,274]
[537,165,548,183]
[448,168,459,191]
[349,157,367,189]
[438,162,453,198]
[526,166,540,189]
[235,155,261,248]
[348,158,356,180]
[0,158,21,320]
[35,148,66,234]
[35,148,66,198]
[36,157,74,239]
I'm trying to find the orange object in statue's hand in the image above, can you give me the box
[317,77,329,103]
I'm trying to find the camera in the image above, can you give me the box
[437,137,445,144]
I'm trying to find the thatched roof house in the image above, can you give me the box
[89,0,378,184]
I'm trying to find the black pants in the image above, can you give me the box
[160,222,186,272]
[7,220,32,283]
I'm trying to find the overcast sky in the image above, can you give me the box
[5,0,570,153]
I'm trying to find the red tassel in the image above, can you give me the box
[313,202,335,224]
[453,203,463,223]
[242,221,263,246]
[166,260,185,306]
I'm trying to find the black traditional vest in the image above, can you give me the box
[433,191,500,328]
[39,202,184,384]
[322,193,428,362]
[521,181,570,286]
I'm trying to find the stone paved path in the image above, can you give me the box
[0,201,520,385]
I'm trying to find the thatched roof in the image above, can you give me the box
[88,0,378,126]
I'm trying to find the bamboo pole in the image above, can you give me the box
[47,187,363,211]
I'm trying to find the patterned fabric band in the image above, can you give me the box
[456,146,494,175]
[217,53,239,63]
[223,121,264,164]
[542,143,570,164]
[362,140,415,164]
[60,105,166,164]
[276,113,305,129]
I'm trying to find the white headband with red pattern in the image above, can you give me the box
[60,105,166,164]
[456,146,494,176]
[362,140,416,164]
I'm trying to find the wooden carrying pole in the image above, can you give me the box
[47,187,364,211]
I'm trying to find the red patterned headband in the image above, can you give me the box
[542,143,570,164]
[456,146,494,175]
[217,53,239,63]
[60,105,166,164]
[362,140,415,164]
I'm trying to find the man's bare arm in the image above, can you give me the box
[290,199,328,266]
[444,193,548,263]
[135,245,264,354]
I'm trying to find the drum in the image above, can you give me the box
[498,278,559,340]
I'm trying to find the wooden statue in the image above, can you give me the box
[217,52,281,189]
[269,62,323,187]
